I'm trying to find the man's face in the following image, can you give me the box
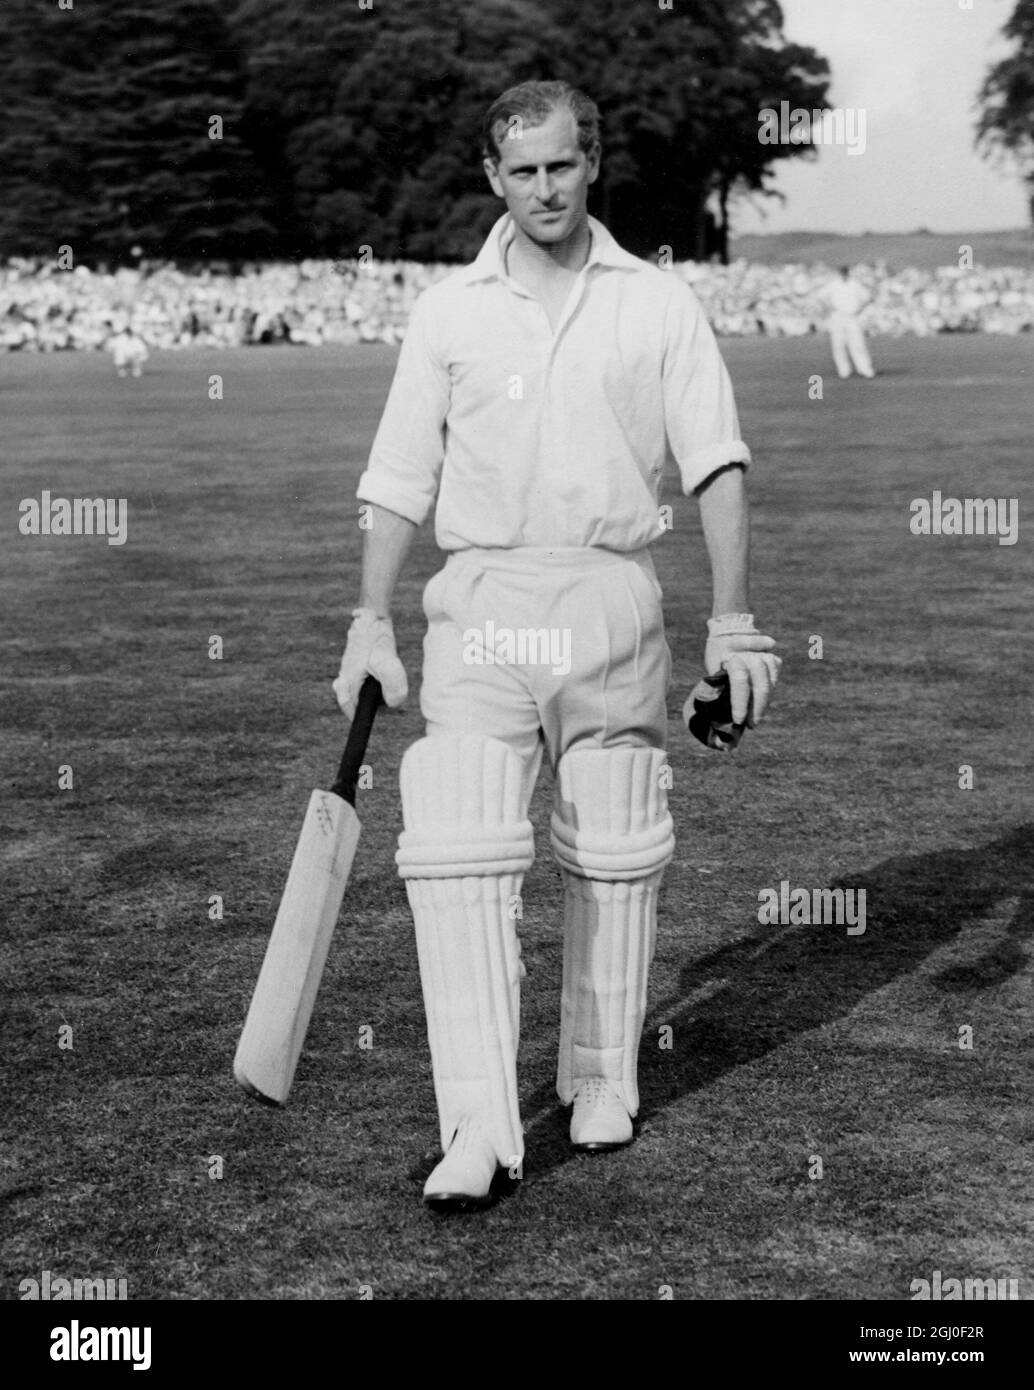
[483,107,600,247]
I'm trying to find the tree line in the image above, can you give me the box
[0,0,1028,266]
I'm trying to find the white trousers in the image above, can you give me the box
[419,545,672,793]
[405,547,675,1141]
[829,314,874,378]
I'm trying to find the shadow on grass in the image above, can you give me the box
[519,822,1034,1185]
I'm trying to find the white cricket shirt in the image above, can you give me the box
[356,214,750,552]
[828,277,869,316]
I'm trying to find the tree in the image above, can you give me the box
[229,0,565,259]
[0,0,832,263]
[977,0,1034,224]
[0,0,277,262]
[0,2,85,259]
[547,0,830,260]
[232,0,829,262]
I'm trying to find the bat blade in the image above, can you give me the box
[233,787,361,1104]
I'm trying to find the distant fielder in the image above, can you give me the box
[106,321,150,378]
[826,264,876,379]
[334,80,781,1209]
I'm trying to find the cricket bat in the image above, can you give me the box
[233,675,383,1104]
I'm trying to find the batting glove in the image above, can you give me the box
[701,612,781,726]
[684,672,744,751]
[332,608,408,721]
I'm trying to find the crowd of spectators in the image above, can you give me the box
[683,260,1034,337]
[2,254,1032,353]
[0,258,440,353]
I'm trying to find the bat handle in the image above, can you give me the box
[331,675,383,807]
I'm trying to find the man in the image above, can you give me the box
[106,320,150,378]
[826,264,876,379]
[333,80,780,1210]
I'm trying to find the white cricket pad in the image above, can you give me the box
[551,747,674,1114]
[397,735,534,1167]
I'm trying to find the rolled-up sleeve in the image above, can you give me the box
[355,291,450,525]
[662,282,751,494]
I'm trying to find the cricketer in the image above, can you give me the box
[826,264,876,379]
[333,80,781,1210]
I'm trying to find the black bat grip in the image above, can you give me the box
[331,675,383,806]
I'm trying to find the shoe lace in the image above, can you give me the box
[579,1076,613,1108]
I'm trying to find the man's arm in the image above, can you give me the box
[693,464,779,728]
[358,504,419,618]
[332,504,415,720]
[656,283,780,736]
[696,463,749,617]
[335,290,449,719]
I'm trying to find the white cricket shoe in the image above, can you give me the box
[423,1120,499,1210]
[570,1077,634,1151]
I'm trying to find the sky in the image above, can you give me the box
[733,0,1031,235]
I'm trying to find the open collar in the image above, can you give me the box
[460,214,642,285]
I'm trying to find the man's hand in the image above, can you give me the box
[702,612,781,726]
[684,672,744,750]
[332,608,408,721]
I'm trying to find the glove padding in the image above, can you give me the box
[701,612,781,727]
[332,608,408,721]
[684,671,745,751]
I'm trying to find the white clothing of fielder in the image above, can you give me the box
[826,275,875,379]
[107,329,150,378]
[357,213,751,1192]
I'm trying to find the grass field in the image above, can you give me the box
[729,226,1034,269]
[2,334,1032,1302]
